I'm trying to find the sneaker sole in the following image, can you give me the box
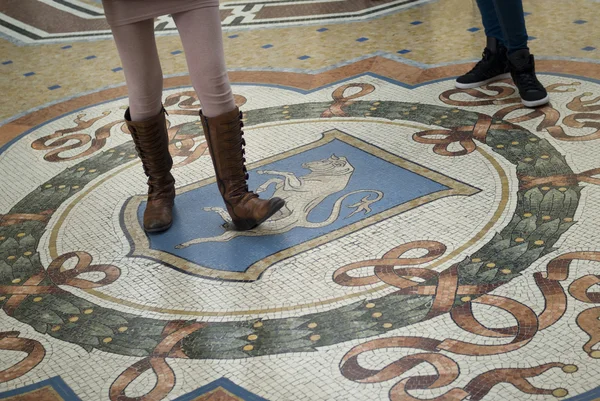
[521,95,550,108]
[455,73,511,89]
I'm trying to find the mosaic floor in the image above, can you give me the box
[1,1,600,400]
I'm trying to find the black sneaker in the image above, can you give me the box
[508,49,549,107]
[456,37,510,89]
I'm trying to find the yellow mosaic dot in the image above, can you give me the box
[108,149,115,153]
[51,325,61,332]
[58,185,66,189]
[69,316,79,322]
[310,334,321,342]
[308,322,318,329]
[248,334,258,341]
[562,365,578,373]
[486,263,496,268]
[23,251,32,256]
[452,109,460,113]
[552,388,568,398]
[515,237,525,243]
[372,312,383,318]
[44,184,53,188]
[471,258,481,263]
[511,141,519,145]
[411,106,417,110]
[119,152,126,156]
[434,120,442,124]
[365,112,372,116]
[285,116,291,119]
[534,240,545,246]
[461,296,472,302]
[559,187,568,192]
[383,323,393,329]
[33,297,43,302]
[441,115,448,119]
[370,107,377,111]
[0,296,6,301]
[88,169,97,173]
[541,186,551,191]
[496,144,505,149]
[523,213,533,217]
[366,303,376,309]
[103,337,113,343]
[128,154,136,158]
[583,92,592,96]
[253,322,263,328]
[243,345,254,351]
[529,137,538,142]
[282,110,289,114]
[16,232,27,238]
[118,326,128,333]
[540,155,550,159]
[590,350,600,359]
[501,269,512,274]
[77,167,85,171]
[83,308,93,314]
[373,102,380,106]
[11,278,21,284]
[283,105,289,109]
[523,157,533,162]
[7,256,16,261]
[542,216,552,221]
[72,186,79,189]
[564,217,573,222]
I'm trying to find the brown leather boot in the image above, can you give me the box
[125,108,175,233]
[200,107,285,231]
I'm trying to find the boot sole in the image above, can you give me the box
[145,221,173,233]
[455,73,511,89]
[233,198,286,231]
[521,95,550,108]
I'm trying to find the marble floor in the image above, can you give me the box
[1,1,600,400]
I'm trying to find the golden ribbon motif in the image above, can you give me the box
[1,252,120,315]
[321,83,375,118]
[109,321,204,401]
[0,331,45,383]
[440,81,600,143]
[337,243,598,400]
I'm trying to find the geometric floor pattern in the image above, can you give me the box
[1,1,599,400]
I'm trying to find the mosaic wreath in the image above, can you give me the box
[0,93,580,363]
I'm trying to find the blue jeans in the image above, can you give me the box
[476,0,529,54]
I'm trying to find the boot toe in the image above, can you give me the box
[143,211,173,233]
[144,219,172,233]
[269,197,285,213]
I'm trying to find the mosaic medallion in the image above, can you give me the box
[1,66,599,400]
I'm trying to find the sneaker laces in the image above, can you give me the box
[511,56,543,92]
[467,48,493,76]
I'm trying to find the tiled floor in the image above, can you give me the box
[1,1,600,401]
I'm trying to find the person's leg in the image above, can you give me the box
[110,20,175,232]
[172,6,284,230]
[455,0,510,89]
[172,7,235,117]
[490,0,548,107]
[475,0,505,46]
[491,0,528,54]
[110,19,164,120]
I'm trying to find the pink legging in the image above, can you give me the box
[110,6,235,120]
